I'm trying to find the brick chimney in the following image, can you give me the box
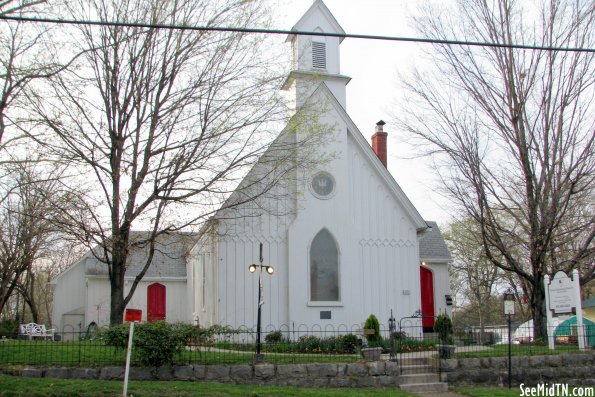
[371,120,388,168]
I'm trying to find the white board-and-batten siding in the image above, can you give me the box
[198,91,423,330]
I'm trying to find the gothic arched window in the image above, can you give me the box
[310,229,339,301]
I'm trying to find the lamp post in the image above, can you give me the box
[248,242,274,363]
[503,288,515,389]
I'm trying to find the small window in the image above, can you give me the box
[310,229,339,301]
[312,41,326,69]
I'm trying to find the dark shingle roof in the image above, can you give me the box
[419,221,452,263]
[85,232,197,278]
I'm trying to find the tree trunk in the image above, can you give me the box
[109,257,126,325]
[110,266,124,325]
[531,276,547,342]
[23,270,39,323]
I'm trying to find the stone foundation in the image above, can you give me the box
[440,352,595,387]
[5,352,595,388]
[8,362,402,388]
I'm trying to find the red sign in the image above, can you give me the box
[124,309,142,322]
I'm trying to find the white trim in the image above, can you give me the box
[286,0,346,43]
[309,171,337,200]
[309,83,428,232]
[281,70,351,92]
[49,252,91,284]
[420,258,452,264]
[85,275,187,282]
[308,228,341,304]
[307,301,344,307]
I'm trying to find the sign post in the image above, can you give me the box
[544,274,555,350]
[503,289,515,389]
[572,269,586,351]
[123,309,141,397]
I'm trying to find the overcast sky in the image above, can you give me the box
[269,0,453,226]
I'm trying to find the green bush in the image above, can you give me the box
[297,335,322,352]
[434,313,453,344]
[396,337,436,353]
[103,321,200,367]
[364,314,381,343]
[295,334,359,354]
[102,323,130,348]
[265,330,284,344]
[0,318,18,339]
[340,334,359,354]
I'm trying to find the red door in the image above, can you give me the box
[147,283,166,322]
[420,267,435,329]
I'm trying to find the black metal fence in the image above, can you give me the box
[0,323,592,368]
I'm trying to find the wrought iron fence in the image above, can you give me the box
[0,322,592,368]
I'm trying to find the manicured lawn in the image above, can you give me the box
[456,386,528,397]
[0,340,358,367]
[0,375,416,396]
[454,344,581,358]
[0,341,126,367]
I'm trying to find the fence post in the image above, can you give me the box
[573,269,586,351]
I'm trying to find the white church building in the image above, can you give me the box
[52,0,452,336]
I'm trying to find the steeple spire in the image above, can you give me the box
[282,0,351,112]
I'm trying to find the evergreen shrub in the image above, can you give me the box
[363,314,381,343]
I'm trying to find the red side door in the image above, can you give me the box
[147,283,166,322]
[420,267,435,329]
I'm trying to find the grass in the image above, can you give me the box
[1,339,588,367]
[0,375,417,397]
[456,386,527,397]
[0,340,359,367]
[0,341,126,367]
[454,344,582,358]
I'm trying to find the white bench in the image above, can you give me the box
[19,323,55,340]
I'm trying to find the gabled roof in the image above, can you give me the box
[419,221,452,263]
[52,232,197,283]
[307,82,428,232]
[286,0,346,43]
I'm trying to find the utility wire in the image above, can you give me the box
[1,14,594,53]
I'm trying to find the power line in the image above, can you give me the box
[1,14,594,53]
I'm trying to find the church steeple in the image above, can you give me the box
[282,0,351,112]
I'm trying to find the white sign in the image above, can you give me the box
[504,300,515,315]
[548,271,575,315]
[544,269,586,351]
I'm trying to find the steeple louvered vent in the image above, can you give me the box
[312,41,326,69]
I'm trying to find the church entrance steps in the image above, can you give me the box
[398,373,449,393]
[398,356,434,365]
[392,352,441,375]
[400,363,435,375]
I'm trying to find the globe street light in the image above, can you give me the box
[248,242,274,362]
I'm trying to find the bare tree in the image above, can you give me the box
[400,0,594,339]
[0,1,75,147]
[29,0,326,325]
[0,162,61,316]
[445,219,502,343]
[17,240,85,325]
[0,1,46,16]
